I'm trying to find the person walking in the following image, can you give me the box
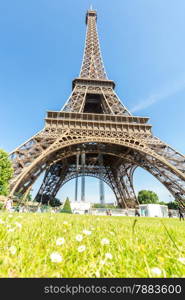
[168,210,172,218]
[135,207,140,217]
[178,206,184,221]
[109,209,112,216]
[5,198,13,212]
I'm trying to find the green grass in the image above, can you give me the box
[0,212,185,278]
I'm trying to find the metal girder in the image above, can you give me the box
[34,156,137,208]
[35,161,68,204]
[80,9,107,80]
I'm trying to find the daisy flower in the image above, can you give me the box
[78,245,86,253]
[15,222,22,229]
[56,237,65,246]
[178,257,185,264]
[151,267,162,276]
[83,229,92,236]
[7,228,15,233]
[76,234,83,242]
[101,238,110,245]
[50,252,62,263]
[9,246,17,255]
[105,253,113,260]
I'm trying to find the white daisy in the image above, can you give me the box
[178,257,185,264]
[105,253,113,260]
[101,238,110,245]
[56,237,65,246]
[7,228,15,233]
[9,246,17,255]
[76,234,83,242]
[83,229,92,236]
[151,267,162,276]
[95,270,100,278]
[50,252,62,263]
[15,222,22,229]
[78,245,86,253]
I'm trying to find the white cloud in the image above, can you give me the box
[130,76,185,113]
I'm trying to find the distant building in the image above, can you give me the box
[139,204,168,217]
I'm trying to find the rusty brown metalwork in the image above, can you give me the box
[9,9,185,208]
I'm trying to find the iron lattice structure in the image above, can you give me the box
[9,9,185,208]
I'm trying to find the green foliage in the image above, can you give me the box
[14,192,23,201]
[61,197,72,213]
[0,202,4,210]
[0,149,13,196]
[138,190,159,204]
[92,203,116,209]
[167,201,179,210]
[159,201,167,206]
[50,197,61,207]
[13,192,32,203]
[26,193,32,202]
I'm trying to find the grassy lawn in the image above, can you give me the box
[0,212,185,278]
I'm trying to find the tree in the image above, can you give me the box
[61,197,72,213]
[158,201,167,206]
[26,193,32,202]
[50,197,62,207]
[92,203,117,209]
[138,190,159,204]
[0,149,13,196]
[167,201,178,210]
[14,192,32,202]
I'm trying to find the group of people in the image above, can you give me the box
[4,199,28,212]
[2,198,185,221]
[4,198,13,211]
[106,209,112,216]
[3,198,29,212]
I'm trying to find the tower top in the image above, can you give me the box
[86,7,97,24]
[80,9,107,80]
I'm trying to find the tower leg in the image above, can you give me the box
[35,162,68,204]
[99,179,105,204]
[81,150,86,201]
[75,152,80,201]
[98,154,105,204]
[118,164,138,208]
[108,164,138,208]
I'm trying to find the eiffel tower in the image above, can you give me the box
[9,8,185,208]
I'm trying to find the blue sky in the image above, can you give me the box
[0,0,185,203]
